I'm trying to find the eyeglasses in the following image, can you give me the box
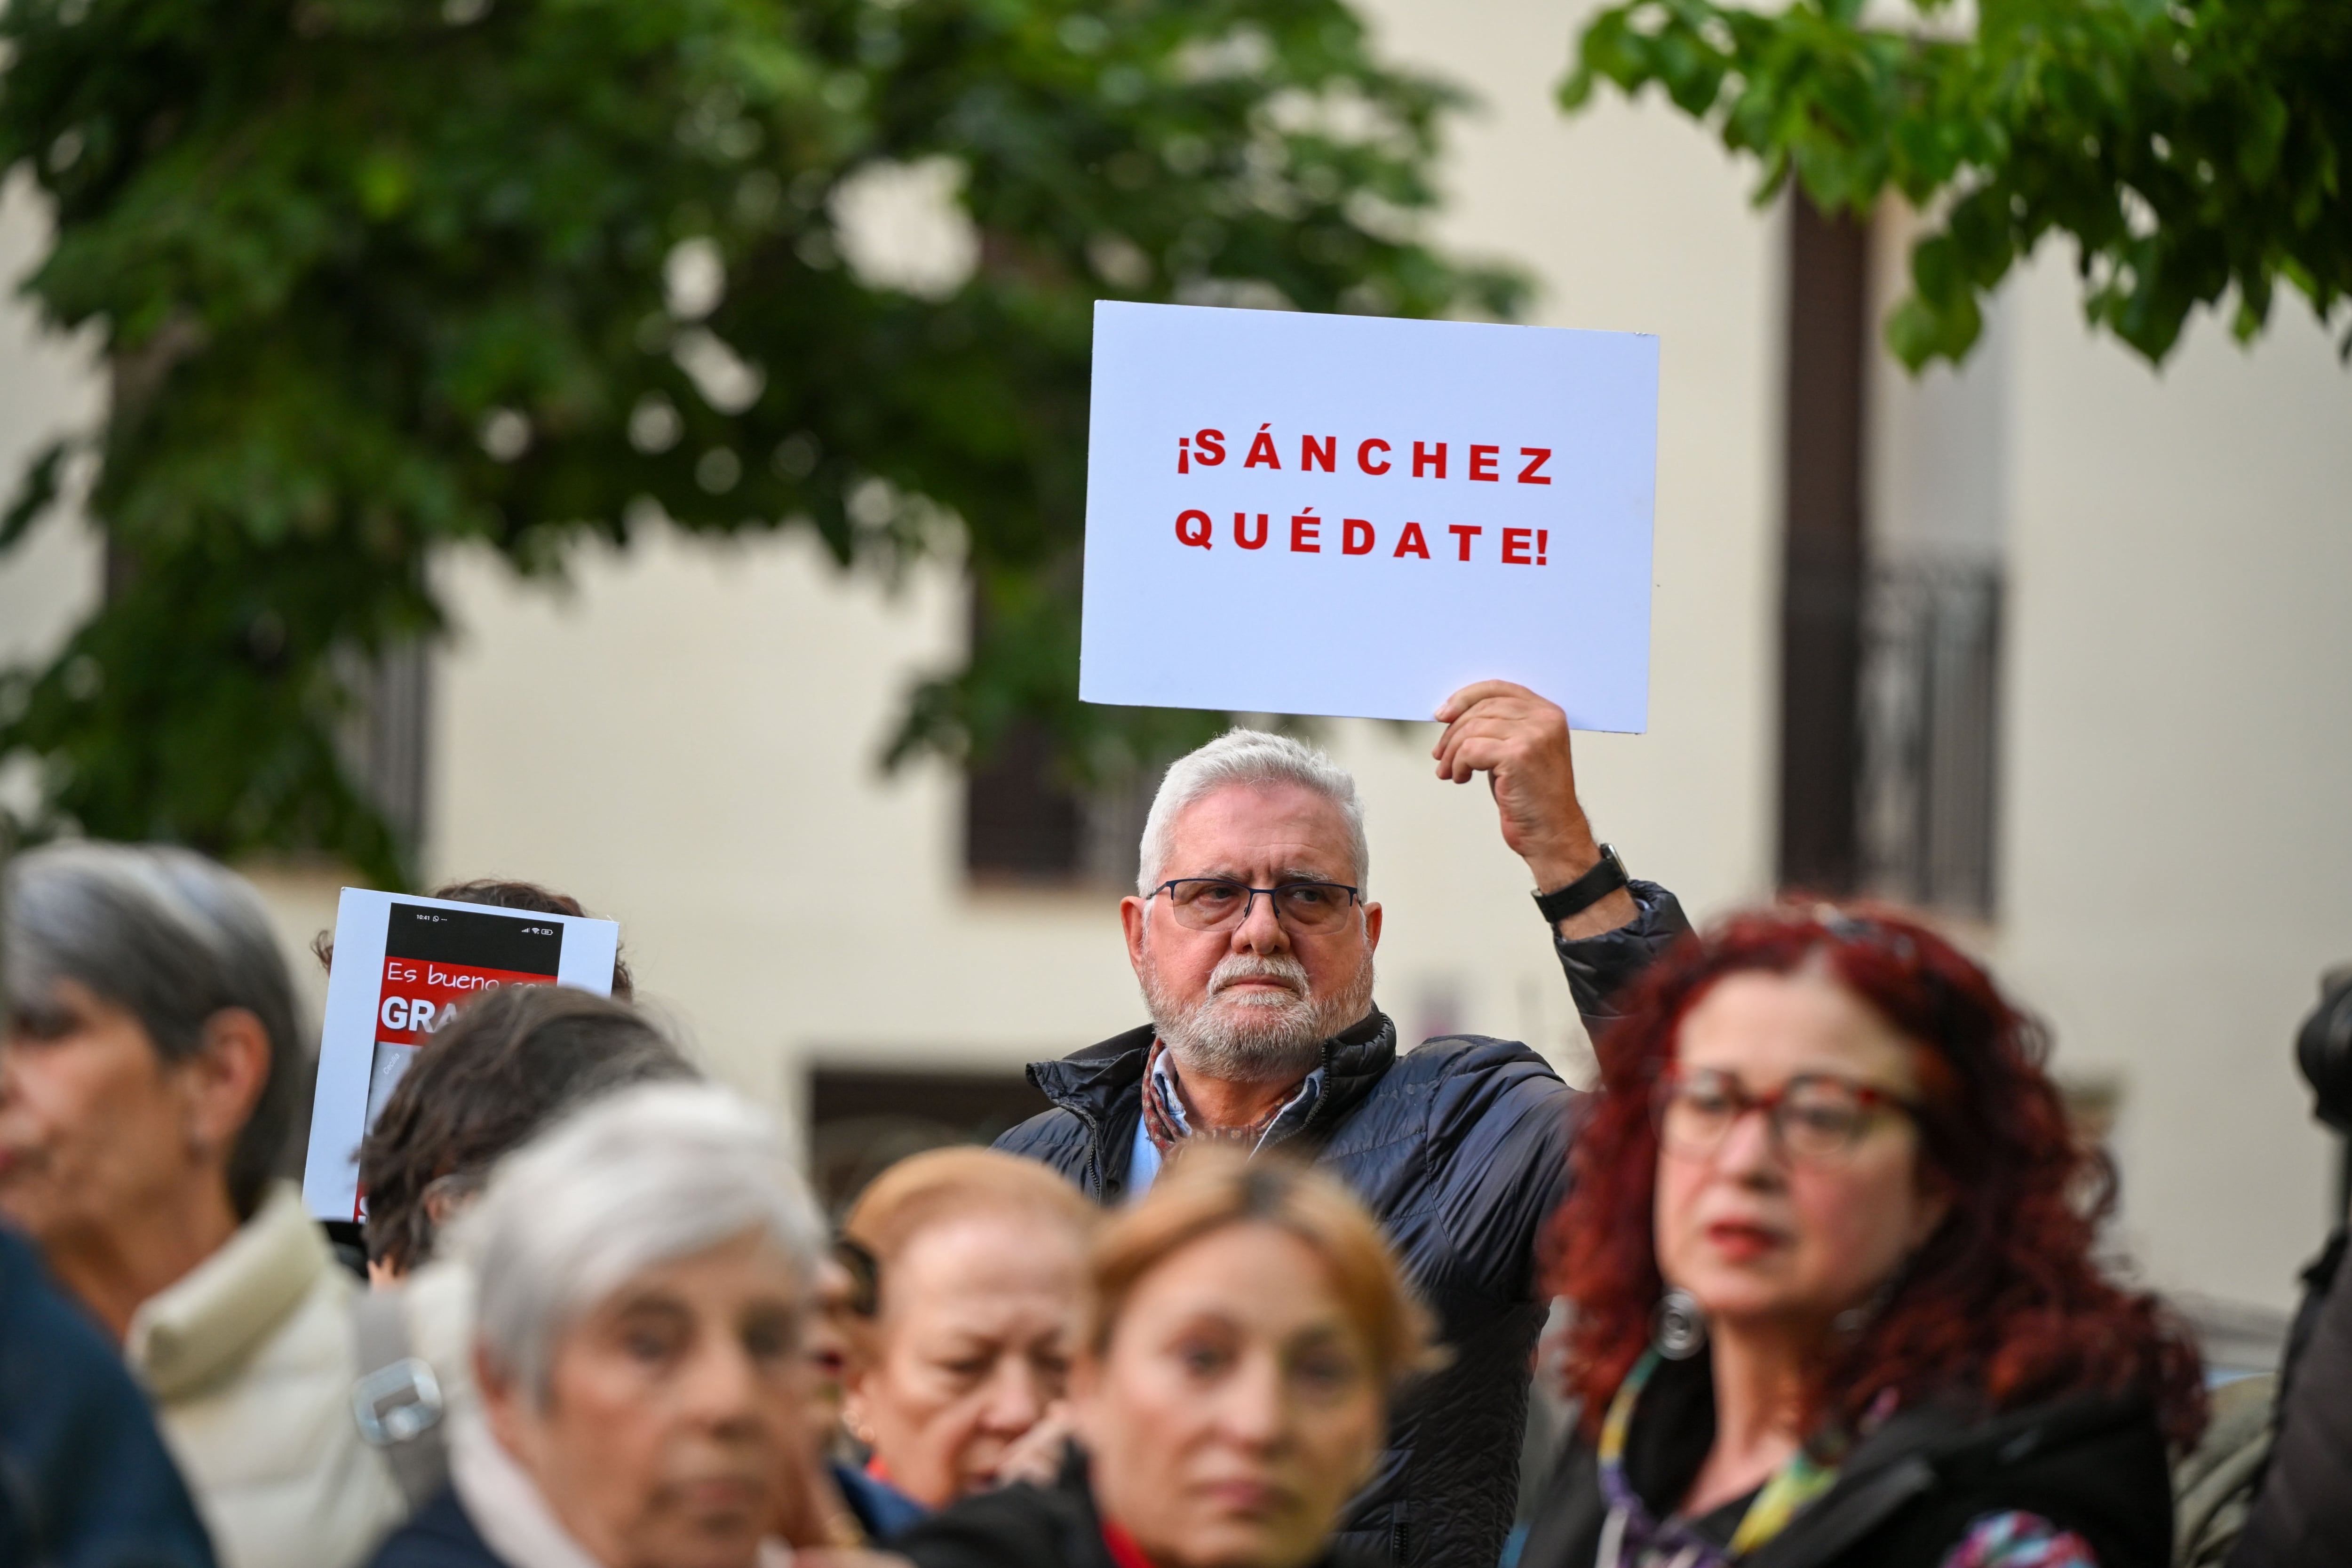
[1149,878,1363,935]
[1653,1065,1922,1164]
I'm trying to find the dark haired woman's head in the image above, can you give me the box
[1,844,305,1334]
[313,878,634,999]
[359,984,693,1277]
[2,839,302,1202]
[1548,901,2204,1448]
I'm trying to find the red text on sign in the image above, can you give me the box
[1168,509,1551,565]
[1174,427,1556,485]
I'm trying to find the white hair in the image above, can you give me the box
[1136,729,1368,895]
[457,1082,824,1405]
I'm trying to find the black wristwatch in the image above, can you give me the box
[1533,844,1629,925]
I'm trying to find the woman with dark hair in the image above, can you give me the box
[359,983,691,1282]
[1518,903,2204,1568]
[0,842,405,1568]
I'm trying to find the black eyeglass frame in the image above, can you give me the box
[1146,877,1365,933]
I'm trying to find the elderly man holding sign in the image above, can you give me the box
[997,680,1686,1568]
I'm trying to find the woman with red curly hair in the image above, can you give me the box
[1517,904,2204,1568]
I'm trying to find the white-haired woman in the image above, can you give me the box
[0,842,407,1568]
[367,1082,863,1568]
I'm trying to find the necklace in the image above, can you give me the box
[1595,1352,1850,1568]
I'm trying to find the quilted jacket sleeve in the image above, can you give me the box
[1552,878,1691,1041]
[1417,1044,1577,1304]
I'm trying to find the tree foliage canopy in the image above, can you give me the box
[1562,0,2352,369]
[0,0,1518,883]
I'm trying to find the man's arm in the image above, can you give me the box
[1433,681,1691,1034]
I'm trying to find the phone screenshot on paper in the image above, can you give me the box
[363,902,565,1128]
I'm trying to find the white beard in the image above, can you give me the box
[1142,942,1375,1084]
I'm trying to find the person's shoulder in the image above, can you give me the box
[1061,1022,1156,1065]
[0,1232,219,1568]
[1843,1394,2173,1568]
[1392,1033,1565,1083]
[1333,1035,1575,1191]
[1930,1390,2170,1492]
[891,1479,1093,1568]
[994,1105,1090,1163]
[1382,1035,1575,1122]
[366,1487,502,1568]
[999,1025,1153,1165]
[0,1225,111,1369]
[836,1461,929,1542]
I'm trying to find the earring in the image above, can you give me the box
[1652,1287,1708,1361]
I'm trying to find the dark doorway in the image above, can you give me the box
[808,1065,1054,1217]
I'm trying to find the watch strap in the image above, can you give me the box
[1534,845,1629,925]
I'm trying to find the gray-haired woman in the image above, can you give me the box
[0,841,409,1568]
[368,1082,869,1568]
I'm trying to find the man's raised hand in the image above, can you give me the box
[1432,680,1637,939]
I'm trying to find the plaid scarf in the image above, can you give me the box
[1139,1040,1312,1155]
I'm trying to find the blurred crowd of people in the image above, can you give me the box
[1,681,2344,1568]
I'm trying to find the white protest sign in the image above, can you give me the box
[1079,302,1658,729]
[300,888,620,1222]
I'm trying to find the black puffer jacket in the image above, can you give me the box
[994,881,1690,1568]
[2230,1228,2352,1567]
[1518,1349,2174,1568]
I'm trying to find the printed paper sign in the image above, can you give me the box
[300,888,620,1221]
[1079,302,1658,729]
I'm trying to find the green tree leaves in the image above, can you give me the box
[1561,0,2352,371]
[0,0,1521,882]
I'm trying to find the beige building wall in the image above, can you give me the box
[4,4,2347,1310]
[1994,273,2352,1307]
[0,175,101,684]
